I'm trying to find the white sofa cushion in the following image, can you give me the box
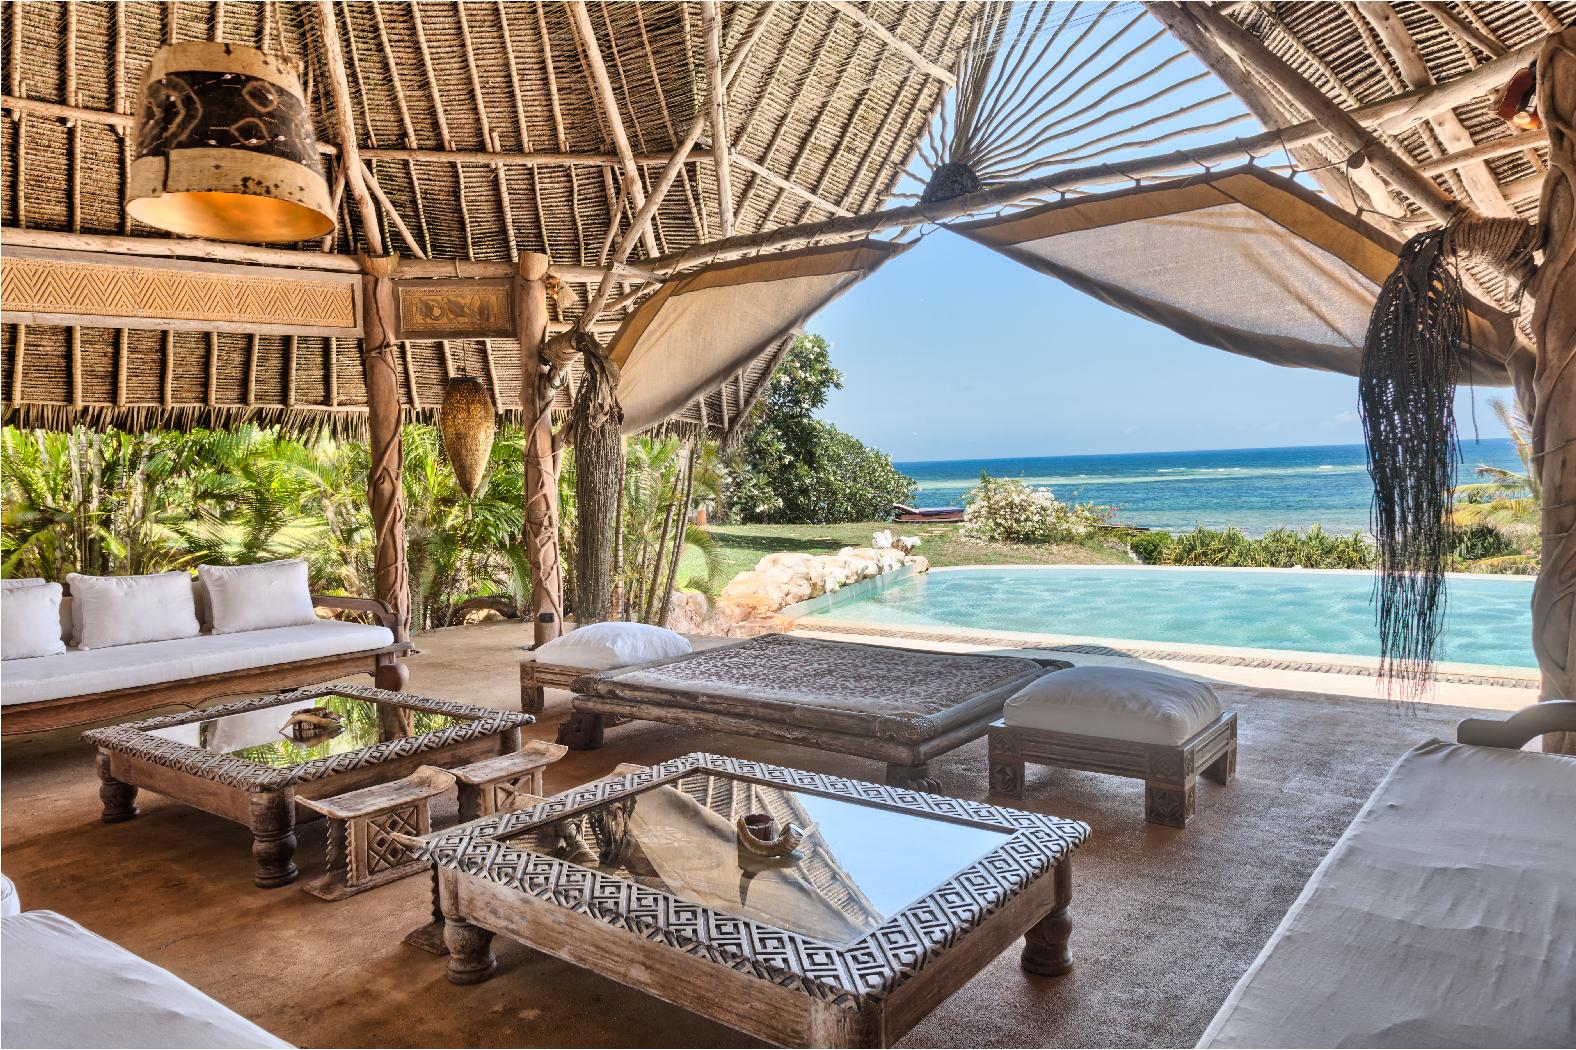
[0,620,394,706]
[1199,740,1576,1049]
[198,560,318,635]
[1002,665,1221,745]
[2,583,67,661]
[0,876,17,918]
[67,572,201,650]
[0,578,45,590]
[534,621,693,670]
[1,910,290,1048]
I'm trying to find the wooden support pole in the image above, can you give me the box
[568,1,660,259]
[360,255,411,653]
[824,1,956,85]
[516,251,563,645]
[702,1,735,237]
[1528,28,1576,754]
[314,0,385,256]
[1174,2,1461,224]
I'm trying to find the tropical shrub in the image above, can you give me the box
[962,473,1113,545]
[726,333,915,524]
[1450,398,1540,573]
[1131,525,1375,568]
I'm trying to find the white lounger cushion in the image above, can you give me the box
[1,910,290,1049]
[67,571,201,650]
[534,621,692,670]
[0,620,393,706]
[2,583,67,661]
[1003,665,1221,745]
[1199,739,1576,1048]
[198,560,318,635]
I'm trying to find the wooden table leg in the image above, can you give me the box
[1020,859,1073,976]
[249,790,299,889]
[556,709,605,750]
[884,762,940,794]
[97,752,139,823]
[444,917,497,985]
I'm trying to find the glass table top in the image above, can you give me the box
[503,770,1011,946]
[147,693,475,768]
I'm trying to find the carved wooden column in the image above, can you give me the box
[515,252,564,646]
[362,255,412,660]
[1530,30,1576,755]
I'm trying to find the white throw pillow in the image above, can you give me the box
[1003,665,1221,745]
[67,572,202,651]
[0,578,46,590]
[534,622,692,670]
[2,582,67,660]
[197,560,318,635]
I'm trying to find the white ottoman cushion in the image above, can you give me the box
[533,621,692,670]
[1003,666,1221,745]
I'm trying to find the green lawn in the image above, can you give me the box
[680,521,1133,589]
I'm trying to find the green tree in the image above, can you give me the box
[726,333,914,524]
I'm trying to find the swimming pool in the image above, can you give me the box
[803,566,1536,669]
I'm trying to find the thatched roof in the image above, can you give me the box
[2,1,977,434]
[2,2,1572,436]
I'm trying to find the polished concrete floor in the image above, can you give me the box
[1,620,1506,1047]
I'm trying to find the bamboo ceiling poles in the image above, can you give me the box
[1528,28,1576,755]
[516,251,564,646]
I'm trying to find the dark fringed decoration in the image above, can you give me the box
[1358,228,1465,702]
[565,332,625,626]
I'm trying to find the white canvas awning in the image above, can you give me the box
[949,167,1523,384]
[609,240,908,434]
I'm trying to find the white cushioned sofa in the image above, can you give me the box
[1,565,410,735]
[1199,701,1576,1048]
[1,878,289,1049]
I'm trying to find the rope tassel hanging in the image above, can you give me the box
[1358,217,1535,701]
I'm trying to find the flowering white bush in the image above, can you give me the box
[962,473,1111,544]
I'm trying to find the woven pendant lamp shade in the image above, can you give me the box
[126,42,334,243]
[440,377,496,496]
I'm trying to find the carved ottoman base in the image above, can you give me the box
[988,712,1237,829]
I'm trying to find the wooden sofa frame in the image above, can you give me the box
[1,594,412,736]
[988,711,1238,828]
[1457,700,1576,748]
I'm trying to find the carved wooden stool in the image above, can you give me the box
[298,766,455,901]
[450,741,568,821]
[985,666,1237,829]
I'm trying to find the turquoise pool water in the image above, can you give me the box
[806,567,1536,669]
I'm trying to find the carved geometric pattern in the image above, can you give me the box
[1,257,356,329]
[423,753,1090,1008]
[352,803,426,880]
[83,684,532,791]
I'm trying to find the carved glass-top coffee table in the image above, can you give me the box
[422,753,1090,1048]
[84,684,533,888]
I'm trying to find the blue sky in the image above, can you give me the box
[797,4,1515,464]
[811,232,1514,463]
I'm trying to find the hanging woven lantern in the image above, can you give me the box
[440,377,496,497]
[126,41,334,242]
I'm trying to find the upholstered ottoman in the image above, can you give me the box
[987,665,1236,828]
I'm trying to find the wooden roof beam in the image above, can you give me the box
[568,0,660,258]
[1173,2,1458,223]
[1416,2,1506,61]
[1352,3,1515,217]
[1,228,659,284]
[314,0,385,256]
[702,1,735,236]
[824,1,956,85]
[719,149,854,217]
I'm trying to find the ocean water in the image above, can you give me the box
[894,439,1524,536]
[807,566,1536,668]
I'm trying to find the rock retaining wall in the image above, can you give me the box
[666,547,930,637]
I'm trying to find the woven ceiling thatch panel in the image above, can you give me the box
[0,1,978,435]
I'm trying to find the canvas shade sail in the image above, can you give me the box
[949,168,1520,384]
[610,240,908,434]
